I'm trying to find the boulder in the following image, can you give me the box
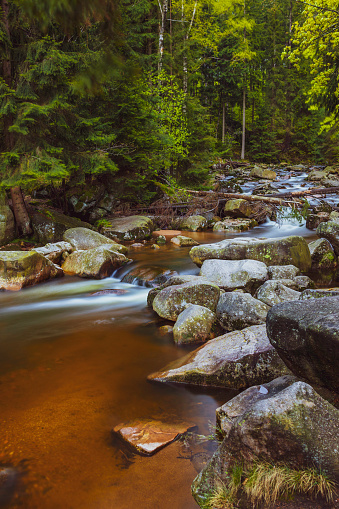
[224,199,273,224]
[268,264,300,279]
[0,201,15,246]
[300,288,339,300]
[61,244,130,279]
[192,381,339,507]
[308,238,337,270]
[30,207,94,244]
[190,236,311,272]
[121,266,177,287]
[256,280,300,307]
[170,235,199,247]
[173,305,219,344]
[213,218,257,232]
[250,166,276,180]
[267,296,339,393]
[148,324,289,388]
[329,211,339,223]
[34,241,73,264]
[292,275,315,290]
[147,275,209,308]
[173,215,207,232]
[63,227,128,254]
[216,292,270,331]
[103,215,154,241]
[306,212,330,230]
[200,259,268,292]
[0,250,62,290]
[316,221,339,255]
[152,281,220,321]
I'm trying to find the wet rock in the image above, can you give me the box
[34,241,73,264]
[173,215,207,232]
[224,199,273,224]
[267,296,339,393]
[0,251,62,290]
[250,166,276,180]
[307,169,329,181]
[192,381,339,507]
[322,177,339,187]
[292,275,315,290]
[158,325,174,336]
[256,280,300,307]
[329,211,339,223]
[170,235,199,247]
[148,324,289,388]
[121,266,177,287]
[190,236,311,272]
[173,305,219,344]
[30,207,94,244]
[156,235,166,245]
[61,244,130,279]
[217,292,270,331]
[299,288,339,300]
[151,244,160,249]
[152,281,220,321]
[90,289,128,296]
[147,275,209,308]
[200,259,268,292]
[213,218,257,232]
[0,201,15,246]
[308,238,337,270]
[130,243,144,248]
[103,215,154,242]
[306,212,330,230]
[268,264,300,279]
[316,221,339,255]
[63,227,128,254]
[113,419,197,456]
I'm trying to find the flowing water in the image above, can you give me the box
[0,170,336,508]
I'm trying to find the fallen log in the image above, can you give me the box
[185,190,298,205]
[265,186,339,199]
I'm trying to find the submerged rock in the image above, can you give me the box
[148,324,289,388]
[190,236,311,272]
[103,215,154,242]
[63,227,128,254]
[113,419,196,456]
[61,244,130,279]
[121,266,177,287]
[173,305,219,344]
[256,280,300,307]
[170,235,199,247]
[267,296,339,393]
[200,259,268,292]
[308,237,337,270]
[0,250,62,290]
[216,292,270,331]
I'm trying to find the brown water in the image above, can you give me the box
[0,221,321,508]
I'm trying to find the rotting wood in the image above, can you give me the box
[265,186,339,199]
[10,186,32,235]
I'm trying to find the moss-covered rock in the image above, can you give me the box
[121,266,177,287]
[152,280,220,321]
[306,212,330,230]
[170,235,199,247]
[300,288,339,300]
[256,280,300,307]
[34,241,73,264]
[216,292,270,331]
[172,215,207,232]
[173,305,219,344]
[200,259,268,292]
[30,207,94,244]
[268,264,300,279]
[213,218,257,232]
[250,166,276,180]
[224,199,273,224]
[316,221,339,256]
[61,244,130,279]
[148,324,289,388]
[0,203,16,246]
[308,238,337,270]
[63,227,127,254]
[0,250,62,290]
[103,215,154,241]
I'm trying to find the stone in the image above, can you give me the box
[158,325,174,337]
[200,259,268,292]
[153,230,181,240]
[121,266,177,287]
[224,199,273,224]
[316,221,339,255]
[300,288,339,300]
[307,169,329,181]
[113,419,196,456]
[250,166,276,180]
[30,207,94,244]
[306,212,330,230]
[147,275,209,308]
[192,381,339,507]
[173,305,219,344]
[213,218,257,232]
[190,236,311,272]
[0,203,15,246]
[267,296,339,393]
[63,227,128,254]
[61,244,130,279]
[308,238,337,270]
[34,241,73,264]
[256,280,300,307]
[156,235,166,245]
[170,235,199,247]
[329,211,339,223]
[151,244,160,249]
[217,292,270,331]
[173,215,207,232]
[103,215,154,241]
[148,324,289,388]
[268,264,300,279]
[152,281,220,321]
[0,250,62,290]
[292,275,315,291]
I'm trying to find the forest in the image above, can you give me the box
[1,0,339,205]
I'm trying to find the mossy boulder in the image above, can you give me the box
[306,212,330,230]
[147,275,209,308]
[308,238,337,270]
[250,166,276,180]
[173,305,219,345]
[30,207,94,244]
[0,203,16,246]
[103,215,154,241]
[152,280,220,321]
[316,221,339,256]
[256,280,300,307]
[148,324,289,388]
[121,266,177,287]
[63,227,127,254]
[61,244,130,279]
[213,218,257,232]
[0,250,63,290]
[170,235,199,247]
[267,296,339,393]
[216,292,270,331]
[267,264,300,279]
[172,215,207,232]
[190,236,311,272]
[224,199,273,224]
[34,241,73,264]
[200,259,268,292]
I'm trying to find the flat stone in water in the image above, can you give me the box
[113,419,197,455]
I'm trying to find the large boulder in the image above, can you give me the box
[173,305,219,344]
[170,235,199,247]
[173,215,207,232]
[30,207,94,244]
[63,227,128,254]
[224,199,273,224]
[256,280,300,307]
[103,215,154,242]
[267,264,300,279]
[0,200,15,246]
[34,241,73,264]
[267,296,339,393]
[192,381,339,507]
[121,266,177,287]
[152,281,220,321]
[200,259,268,292]
[190,236,311,272]
[148,324,289,388]
[308,238,337,270]
[316,221,339,255]
[147,275,209,307]
[216,292,270,331]
[250,166,276,180]
[0,251,62,290]
[61,244,130,279]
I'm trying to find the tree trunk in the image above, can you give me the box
[10,187,32,236]
[241,86,246,159]
[222,102,225,145]
[158,0,168,73]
